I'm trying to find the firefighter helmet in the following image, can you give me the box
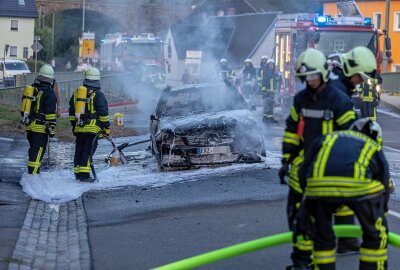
[341,46,377,80]
[85,67,101,81]
[267,59,275,64]
[244,58,252,64]
[261,55,268,60]
[220,58,227,64]
[327,54,342,68]
[38,64,54,79]
[295,48,329,82]
[350,117,382,142]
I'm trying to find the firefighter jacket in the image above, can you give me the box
[25,81,57,134]
[361,79,380,105]
[242,66,257,85]
[259,67,279,92]
[329,67,356,98]
[219,66,235,83]
[299,130,389,200]
[68,82,110,134]
[282,83,356,164]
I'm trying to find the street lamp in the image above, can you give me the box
[3,44,9,83]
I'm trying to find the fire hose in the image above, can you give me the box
[153,225,400,270]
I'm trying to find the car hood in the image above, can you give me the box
[157,109,257,135]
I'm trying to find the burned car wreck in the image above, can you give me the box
[149,83,266,170]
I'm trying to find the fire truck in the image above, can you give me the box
[100,32,166,87]
[274,1,381,99]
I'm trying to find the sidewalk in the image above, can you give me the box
[380,93,400,112]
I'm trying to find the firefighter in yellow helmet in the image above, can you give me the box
[69,67,110,182]
[297,118,391,270]
[280,48,357,269]
[21,64,57,174]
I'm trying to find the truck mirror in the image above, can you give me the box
[385,37,391,51]
[313,32,320,44]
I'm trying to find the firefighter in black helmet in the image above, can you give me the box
[297,118,391,270]
[22,64,57,174]
[280,48,356,270]
[69,67,110,182]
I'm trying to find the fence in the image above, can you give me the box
[381,72,400,93]
[0,73,136,109]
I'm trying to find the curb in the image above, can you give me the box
[380,100,400,113]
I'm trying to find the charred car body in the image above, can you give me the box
[150,83,265,169]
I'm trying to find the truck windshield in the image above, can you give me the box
[124,43,162,58]
[314,30,377,56]
[5,62,29,71]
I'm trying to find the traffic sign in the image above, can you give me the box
[31,41,43,53]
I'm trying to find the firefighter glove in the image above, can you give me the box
[279,161,289,185]
[48,124,56,138]
[103,127,111,138]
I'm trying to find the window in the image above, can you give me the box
[10,20,18,31]
[18,0,25,5]
[10,46,17,57]
[23,47,28,59]
[392,65,400,72]
[394,12,400,31]
[373,12,382,29]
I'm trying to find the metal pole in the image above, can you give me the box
[3,46,5,81]
[82,0,86,34]
[383,0,390,72]
[52,12,55,59]
[35,39,38,73]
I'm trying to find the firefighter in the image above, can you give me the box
[298,118,390,270]
[279,48,357,270]
[241,58,257,101]
[69,67,110,182]
[22,64,57,174]
[260,59,279,122]
[360,75,382,121]
[218,58,235,85]
[328,47,379,117]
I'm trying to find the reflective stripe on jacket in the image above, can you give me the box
[300,130,389,200]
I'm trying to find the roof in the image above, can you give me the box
[0,0,37,18]
[170,24,235,60]
[205,12,278,68]
[246,0,323,13]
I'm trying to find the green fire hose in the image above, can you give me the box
[153,225,400,270]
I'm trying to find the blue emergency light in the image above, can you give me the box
[364,17,372,26]
[314,15,332,26]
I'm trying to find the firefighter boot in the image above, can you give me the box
[285,264,313,270]
[79,172,96,183]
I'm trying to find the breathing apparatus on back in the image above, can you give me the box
[74,68,101,126]
[20,85,37,124]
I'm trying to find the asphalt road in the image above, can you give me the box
[1,105,400,269]
[82,106,400,270]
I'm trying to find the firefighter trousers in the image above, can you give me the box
[361,101,377,121]
[305,196,388,270]
[262,91,274,120]
[74,133,98,180]
[27,131,48,174]
[287,187,313,267]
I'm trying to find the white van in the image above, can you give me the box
[0,59,31,78]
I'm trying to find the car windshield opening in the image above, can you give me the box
[160,85,247,117]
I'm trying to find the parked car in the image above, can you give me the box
[0,59,30,87]
[149,83,265,170]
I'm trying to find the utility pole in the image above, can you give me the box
[383,0,391,72]
[52,12,55,59]
[82,0,86,34]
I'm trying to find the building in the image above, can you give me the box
[0,0,37,60]
[164,12,278,84]
[324,0,400,72]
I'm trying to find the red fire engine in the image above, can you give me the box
[274,1,381,97]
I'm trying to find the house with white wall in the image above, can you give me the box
[0,0,37,60]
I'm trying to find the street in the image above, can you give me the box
[1,104,400,270]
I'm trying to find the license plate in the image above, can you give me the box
[197,147,214,155]
[196,146,230,155]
